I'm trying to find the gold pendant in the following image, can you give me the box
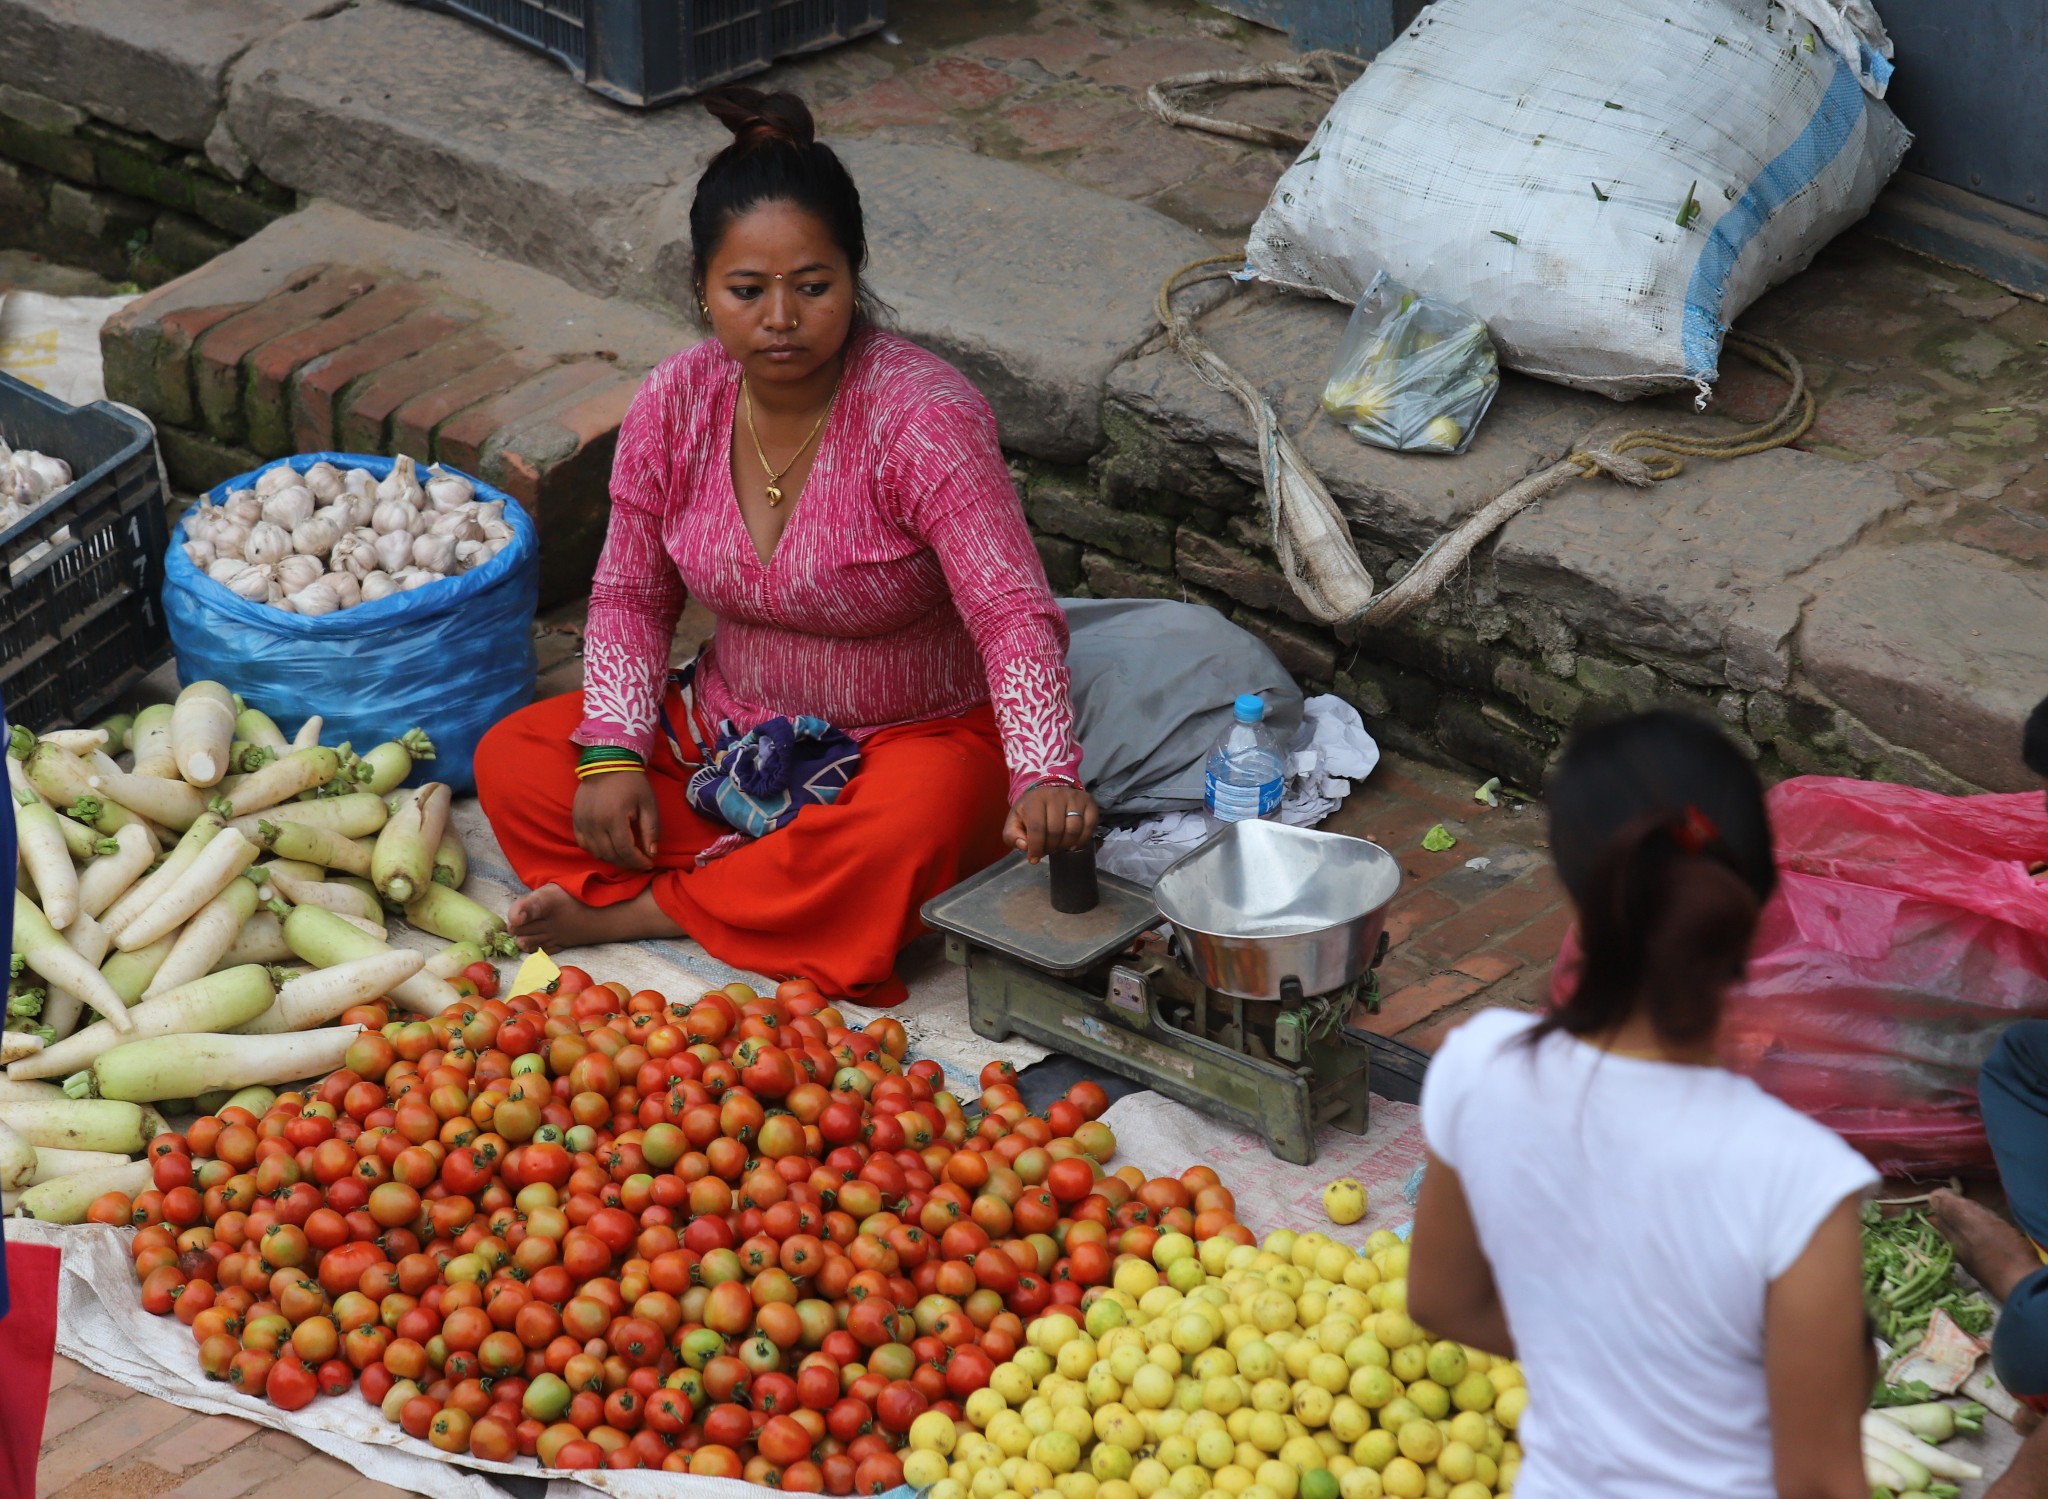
[765,482,783,506]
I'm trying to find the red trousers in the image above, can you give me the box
[474,691,1011,1005]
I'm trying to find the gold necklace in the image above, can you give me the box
[741,376,838,507]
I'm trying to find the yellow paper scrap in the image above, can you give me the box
[510,949,562,997]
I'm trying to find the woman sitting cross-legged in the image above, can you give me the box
[474,88,1097,1005]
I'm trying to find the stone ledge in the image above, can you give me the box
[0,0,342,148]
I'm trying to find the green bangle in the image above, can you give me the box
[576,745,644,768]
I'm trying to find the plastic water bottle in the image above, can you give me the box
[1204,694,1286,823]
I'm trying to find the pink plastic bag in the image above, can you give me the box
[1552,777,2048,1177]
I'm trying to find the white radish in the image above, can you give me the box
[1863,1443,1916,1493]
[0,1079,63,1104]
[0,1118,33,1191]
[116,828,259,952]
[1862,1412,1983,1481]
[86,756,209,829]
[217,911,293,968]
[284,905,461,1017]
[82,1026,361,1103]
[23,742,143,835]
[14,893,129,1031]
[234,705,289,752]
[373,782,451,905]
[41,729,108,754]
[433,828,467,889]
[17,1159,152,1221]
[130,703,178,779]
[264,860,384,924]
[144,877,261,998]
[0,1097,148,1151]
[255,818,374,877]
[39,909,110,1041]
[76,823,156,919]
[335,913,389,940]
[220,747,340,818]
[29,1146,133,1184]
[425,941,488,980]
[170,681,236,786]
[257,950,422,1032]
[101,936,174,1011]
[14,795,78,927]
[0,1033,41,1066]
[291,715,324,751]
[19,966,277,1083]
[404,884,516,958]
[226,792,387,842]
[103,814,224,942]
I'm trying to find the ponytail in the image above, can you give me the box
[1536,711,1776,1050]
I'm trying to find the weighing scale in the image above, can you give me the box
[923,820,1425,1165]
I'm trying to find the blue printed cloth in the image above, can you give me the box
[661,659,861,842]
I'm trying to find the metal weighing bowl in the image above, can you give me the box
[1154,820,1402,1001]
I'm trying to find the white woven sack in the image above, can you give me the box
[1245,0,1910,399]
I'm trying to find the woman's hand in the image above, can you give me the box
[1005,782,1099,863]
[573,772,661,872]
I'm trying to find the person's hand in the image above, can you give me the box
[573,772,660,872]
[1004,782,1099,863]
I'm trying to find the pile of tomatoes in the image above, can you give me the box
[106,967,1254,1486]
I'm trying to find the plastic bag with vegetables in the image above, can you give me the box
[1321,273,1499,455]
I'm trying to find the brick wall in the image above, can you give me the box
[0,84,293,287]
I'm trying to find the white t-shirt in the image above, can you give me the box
[1419,1008,1878,1499]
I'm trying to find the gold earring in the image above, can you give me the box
[699,301,710,319]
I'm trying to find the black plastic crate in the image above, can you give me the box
[0,373,168,732]
[404,0,888,108]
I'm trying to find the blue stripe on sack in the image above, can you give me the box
[1681,52,1866,383]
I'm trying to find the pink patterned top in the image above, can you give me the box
[575,328,1082,803]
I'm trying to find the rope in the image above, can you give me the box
[1144,52,1366,151]
[1156,258,1816,632]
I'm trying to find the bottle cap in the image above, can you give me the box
[1233,694,1265,723]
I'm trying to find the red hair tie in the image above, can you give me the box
[1671,805,1719,854]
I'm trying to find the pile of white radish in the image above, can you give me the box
[1863,1404,1985,1497]
[180,455,514,613]
[7,679,518,1220]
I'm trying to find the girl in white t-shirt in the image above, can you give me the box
[1410,711,1878,1499]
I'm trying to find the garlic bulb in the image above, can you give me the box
[411,533,457,574]
[213,521,250,560]
[454,538,490,571]
[359,570,397,602]
[288,583,341,617]
[261,484,315,529]
[376,455,426,510]
[371,498,415,535]
[475,501,511,542]
[254,466,298,499]
[484,535,510,559]
[185,538,216,567]
[329,531,375,579]
[229,563,275,601]
[395,568,438,591]
[277,554,324,593]
[425,463,474,511]
[323,571,362,610]
[224,489,264,526]
[373,529,414,574]
[303,461,344,503]
[24,452,69,496]
[208,558,251,585]
[293,512,342,558]
[429,510,485,543]
[244,520,290,567]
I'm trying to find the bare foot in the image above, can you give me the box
[1932,1187,2044,1303]
[507,884,684,951]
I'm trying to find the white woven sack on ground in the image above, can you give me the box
[1245,0,1910,399]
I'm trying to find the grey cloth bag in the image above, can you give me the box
[1060,597,1303,815]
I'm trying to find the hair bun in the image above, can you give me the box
[702,87,816,152]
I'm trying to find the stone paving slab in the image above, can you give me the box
[0,0,342,149]
[1797,540,2048,794]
